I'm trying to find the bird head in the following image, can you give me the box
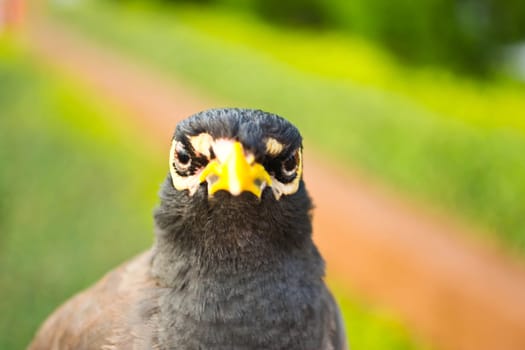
[154,108,316,274]
[168,108,304,202]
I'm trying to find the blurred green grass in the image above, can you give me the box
[0,41,423,349]
[0,40,160,349]
[50,0,525,253]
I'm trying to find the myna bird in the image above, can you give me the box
[29,108,347,350]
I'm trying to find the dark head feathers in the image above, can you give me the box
[174,108,302,159]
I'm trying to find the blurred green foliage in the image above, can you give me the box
[52,1,525,253]
[149,0,525,74]
[0,41,424,349]
[252,0,328,27]
[0,40,160,349]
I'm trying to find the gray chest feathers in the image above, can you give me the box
[153,262,329,350]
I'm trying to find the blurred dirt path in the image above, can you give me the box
[28,19,525,350]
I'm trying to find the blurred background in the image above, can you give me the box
[1,0,525,349]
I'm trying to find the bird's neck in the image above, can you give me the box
[151,178,321,286]
[149,226,327,350]
[148,180,327,349]
[150,221,324,287]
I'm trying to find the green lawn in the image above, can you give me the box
[0,40,160,349]
[50,0,525,253]
[0,40,424,349]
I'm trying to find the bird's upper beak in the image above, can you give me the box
[199,141,271,198]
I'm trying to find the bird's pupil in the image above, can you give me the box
[177,150,190,165]
[283,153,297,172]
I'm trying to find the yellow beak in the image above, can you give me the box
[199,141,272,198]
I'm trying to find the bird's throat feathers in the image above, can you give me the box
[150,179,327,349]
[151,176,318,284]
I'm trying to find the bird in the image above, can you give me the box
[28,108,347,350]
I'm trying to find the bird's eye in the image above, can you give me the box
[174,142,192,172]
[281,150,299,177]
[177,150,190,165]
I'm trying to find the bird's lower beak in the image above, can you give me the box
[199,141,271,198]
